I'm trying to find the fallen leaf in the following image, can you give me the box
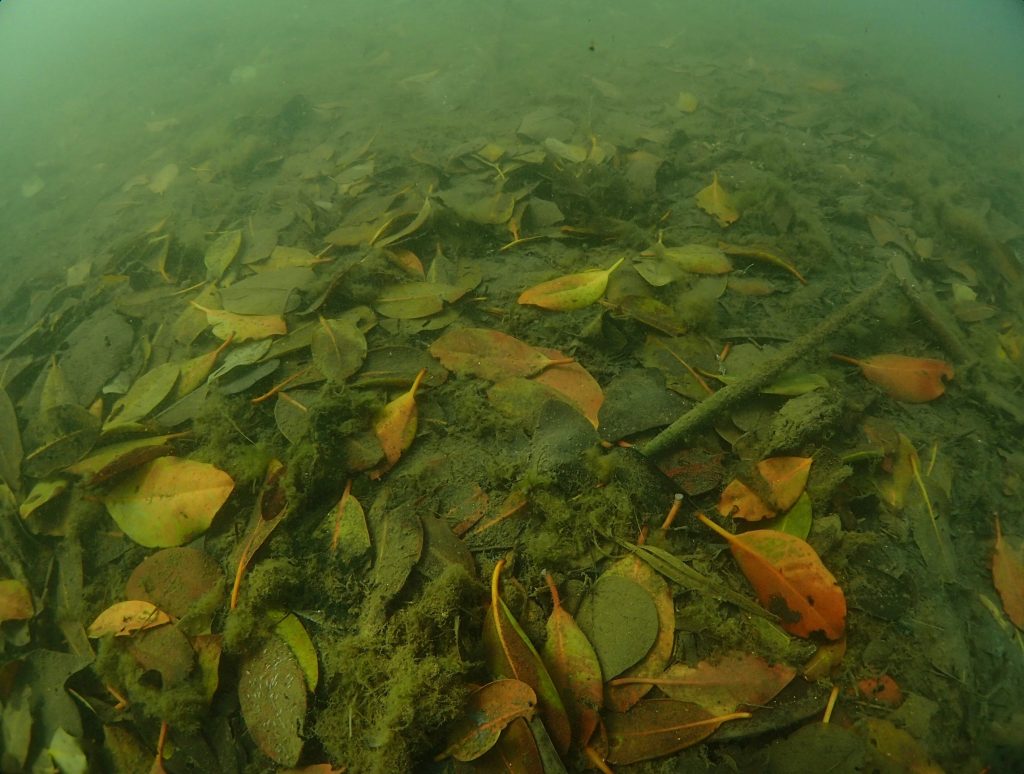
[482,560,572,756]
[176,336,234,398]
[124,547,224,619]
[717,242,807,284]
[239,634,306,766]
[698,513,846,640]
[468,716,544,773]
[0,579,34,623]
[676,92,699,113]
[992,515,1024,629]
[605,699,749,764]
[274,612,319,693]
[190,301,287,342]
[695,172,739,227]
[312,316,367,383]
[576,573,659,679]
[770,491,813,539]
[429,327,573,382]
[658,244,732,275]
[531,351,603,429]
[87,600,170,637]
[102,457,235,548]
[518,257,624,311]
[541,575,602,749]
[104,361,181,428]
[832,353,954,403]
[148,163,179,194]
[205,229,242,280]
[718,457,813,521]
[0,387,23,491]
[643,652,796,715]
[441,679,538,762]
[373,368,426,469]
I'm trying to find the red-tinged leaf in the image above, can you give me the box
[531,350,604,428]
[718,457,813,522]
[604,555,675,713]
[993,515,1024,629]
[605,699,749,765]
[441,679,537,762]
[541,575,603,749]
[642,652,796,715]
[373,368,426,468]
[698,513,846,640]
[518,258,624,311]
[458,716,544,774]
[429,328,573,382]
[832,353,954,403]
[482,560,572,756]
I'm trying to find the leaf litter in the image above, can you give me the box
[0,25,1020,774]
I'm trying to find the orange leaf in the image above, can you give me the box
[992,515,1024,629]
[634,652,796,715]
[429,327,572,382]
[373,368,426,467]
[441,679,537,762]
[518,258,624,311]
[531,350,604,429]
[541,575,603,749]
[605,699,749,765]
[87,600,171,637]
[482,560,572,756]
[832,353,953,403]
[695,172,739,227]
[698,513,847,640]
[718,457,812,521]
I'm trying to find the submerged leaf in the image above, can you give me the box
[648,652,796,715]
[441,679,538,762]
[205,229,242,280]
[606,699,749,764]
[429,328,572,382]
[518,257,624,311]
[698,513,846,640]
[373,368,426,469]
[718,457,813,522]
[87,600,170,637]
[0,579,34,623]
[238,634,306,766]
[103,457,235,547]
[695,172,739,227]
[832,353,954,403]
[576,573,659,679]
[191,302,287,342]
[993,515,1024,629]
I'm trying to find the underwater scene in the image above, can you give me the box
[1,0,1023,771]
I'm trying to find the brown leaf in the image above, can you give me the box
[531,351,604,429]
[605,699,749,764]
[441,679,537,762]
[125,547,225,619]
[698,513,847,640]
[429,328,572,382]
[373,368,426,471]
[832,353,954,403]
[993,515,1024,629]
[718,457,813,522]
[647,652,796,715]
[695,172,739,227]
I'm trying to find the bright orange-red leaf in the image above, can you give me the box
[373,368,426,468]
[605,699,749,765]
[429,328,572,382]
[698,513,846,640]
[832,353,954,403]
[440,679,537,762]
[718,457,812,521]
[855,674,904,707]
[541,574,603,749]
[518,258,624,311]
[993,515,1024,629]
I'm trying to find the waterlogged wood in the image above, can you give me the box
[695,172,739,227]
[482,560,572,756]
[441,679,538,762]
[605,699,749,764]
[103,457,235,548]
[698,513,846,640]
[541,575,603,749]
[430,328,572,382]
[832,353,954,403]
[517,257,624,311]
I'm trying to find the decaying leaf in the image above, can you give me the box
[102,457,235,548]
[698,513,846,640]
[0,578,34,623]
[832,353,954,403]
[605,699,749,764]
[429,328,572,382]
[441,679,537,762]
[992,515,1024,629]
[87,600,170,637]
[517,257,624,311]
[695,172,739,227]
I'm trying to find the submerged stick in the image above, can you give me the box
[639,268,892,459]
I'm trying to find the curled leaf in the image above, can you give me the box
[518,258,624,311]
[832,353,953,403]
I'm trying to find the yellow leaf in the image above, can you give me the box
[518,258,624,311]
[695,172,739,227]
[374,369,426,469]
[190,301,286,341]
[87,600,170,637]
